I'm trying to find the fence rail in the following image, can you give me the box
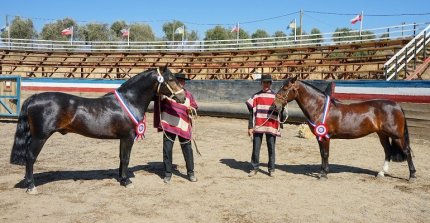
[0,22,427,52]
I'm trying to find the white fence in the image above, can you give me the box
[0,22,428,52]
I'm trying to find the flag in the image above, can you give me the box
[174,26,185,34]
[231,23,239,32]
[61,26,73,36]
[287,20,296,30]
[350,14,362,25]
[1,25,9,32]
[121,28,129,37]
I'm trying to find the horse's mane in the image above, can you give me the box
[299,80,339,106]
[118,68,157,89]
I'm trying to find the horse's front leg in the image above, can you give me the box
[318,139,330,180]
[119,137,135,188]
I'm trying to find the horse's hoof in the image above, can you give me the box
[377,172,385,178]
[318,175,328,181]
[26,187,38,195]
[120,179,133,188]
[409,176,417,183]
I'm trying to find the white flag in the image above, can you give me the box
[175,26,185,34]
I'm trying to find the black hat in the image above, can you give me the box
[260,74,272,82]
[175,73,190,80]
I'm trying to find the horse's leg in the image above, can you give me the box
[393,138,416,181]
[119,137,134,188]
[377,133,391,178]
[25,137,47,194]
[318,139,330,180]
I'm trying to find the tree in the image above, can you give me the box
[129,23,155,41]
[251,29,269,39]
[308,28,323,44]
[40,18,78,41]
[162,20,185,41]
[187,30,199,41]
[1,16,37,39]
[273,31,286,38]
[332,27,359,43]
[80,23,110,42]
[111,20,128,39]
[204,26,230,41]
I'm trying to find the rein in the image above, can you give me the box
[155,68,184,99]
[158,96,201,156]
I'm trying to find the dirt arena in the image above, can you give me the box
[1,115,429,222]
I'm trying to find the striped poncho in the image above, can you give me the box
[154,90,198,140]
[246,89,281,136]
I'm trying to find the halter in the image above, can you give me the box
[114,90,146,141]
[308,95,331,141]
[156,68,185,100]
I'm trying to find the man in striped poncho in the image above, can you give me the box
[154,73,198,183]
[246,74,286,177]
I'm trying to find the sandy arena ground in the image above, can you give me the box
[1,116,429,223]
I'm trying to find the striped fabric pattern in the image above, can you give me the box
[246,90,280,136]
[155,90,197,140]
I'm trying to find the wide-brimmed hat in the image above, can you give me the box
[260,74,272,82]
[175,73,190,80]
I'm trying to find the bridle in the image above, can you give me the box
[156,68,185,100]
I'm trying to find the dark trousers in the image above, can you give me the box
[251,133,276,171]
[163,131,194,177]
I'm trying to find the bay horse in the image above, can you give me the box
[10,67,186,194]
[272,76,416,181]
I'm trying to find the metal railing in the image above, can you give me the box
[384,24,430,81]
[0,22,427,52]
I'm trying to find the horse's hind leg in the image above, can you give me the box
[377,133,391,178]
[119,137,134,188]
[393,138,416,181]
[25,137,48,194]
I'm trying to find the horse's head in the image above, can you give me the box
[156,67,186,103]
[272,76,299,111]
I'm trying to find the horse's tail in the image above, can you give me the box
[390,108,409,162]
[10,95,34,165]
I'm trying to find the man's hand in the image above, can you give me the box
[248,128,254,137]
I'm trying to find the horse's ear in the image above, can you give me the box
[292,75,298,83]
[162,64,169,73]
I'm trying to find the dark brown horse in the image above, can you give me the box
[272,77,416,181]
[10,67,186,194]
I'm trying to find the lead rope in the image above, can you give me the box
[158,98,201,156]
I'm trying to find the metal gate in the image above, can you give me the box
[0,76,21,119]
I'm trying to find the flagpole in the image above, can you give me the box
[70,26,73,45]
[294,18,297,42]
[6,14,10,49]
[236,23,240,48]
[359,11,364,37]
[127,28,130,46]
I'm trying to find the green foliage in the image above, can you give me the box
[187,30,199,41]
[251,29,269,39]
[308,28,323,43]
[81,23,110,42]
[273,31,286,38]
[162,20,185,41]
[129,23,155,41]
[111,20,128,39]
[204,26,230,41]
[40,18,77,41]
[1,16,37,39]
[332,27,359,42]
